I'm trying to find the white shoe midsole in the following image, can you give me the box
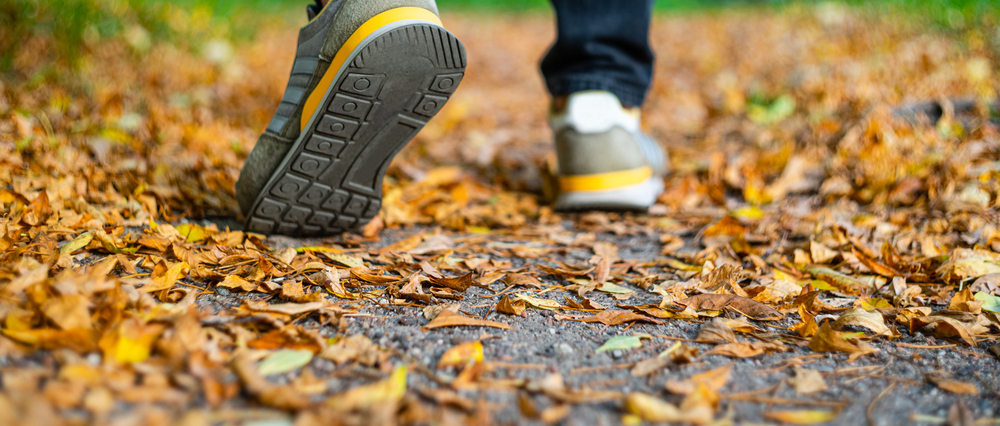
[554,177,665,211]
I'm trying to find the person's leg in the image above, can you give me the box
[541,0,655,108]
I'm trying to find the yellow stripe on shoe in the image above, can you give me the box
[300,7,443,132]
[558,166,654,192]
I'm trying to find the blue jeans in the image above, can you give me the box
[542,0,656,107]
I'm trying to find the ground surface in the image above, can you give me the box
[2,3,1000,426]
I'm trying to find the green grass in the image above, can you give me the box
[2,0,997,74]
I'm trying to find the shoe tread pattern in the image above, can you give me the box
[245,23,465,236]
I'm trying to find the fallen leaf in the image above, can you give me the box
[515,294,562,311]
[975,291,1000,314]
[576,310,662,326]
[789,368,828,394]
[504,273,542,288]
[497,295,526,316]
[438,341,483,369]
[831,308,891,337]
[257,349,314,376]
[60,232,94,254]
[321,252,366,269]
[41,295,92,330]
[677,294,782,320]
[665,364,732,394]
[624,392,682,423]
[809,321,879,360]
[763,409,838,425]
[695,318,737,343]
[326,366,407,410]
[143,261,190,292]
[218,274,256,292]
[910,316,977,346]
[245,300,327,316]
[704,341,787,358]
[938,249,1000,281]
[320,335,384,366]
[810,240,839,264]
[175,223,210,243]
[927,373,978,395]
[949,288,985,314]
[429,272,477,292]
[422,310,512,330]
[596,334,651,353]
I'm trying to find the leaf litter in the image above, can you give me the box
[0,3,999,426]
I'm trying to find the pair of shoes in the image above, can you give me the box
[236,2,666,236]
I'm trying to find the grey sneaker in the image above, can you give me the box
[550,91,667,211]
[236,0,465,236]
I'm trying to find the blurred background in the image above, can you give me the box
[0,0,998,227]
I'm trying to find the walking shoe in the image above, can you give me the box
[550,91,667,211]
[236,0,466,236]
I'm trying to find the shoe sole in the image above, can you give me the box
[554,177,664,211]
[243,19,465,236]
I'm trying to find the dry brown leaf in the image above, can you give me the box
[41,295,92,330]
[143,261,190,292]
[949,288,985,314]
[810,240,839,264]
[927,373,978,395]
[497,295,526,316]
[831,308,891,337]
[704,341,787,358]
[576,310,662,326]
[789,367,828,394]
[218,274,257,292]
[504,273,542,288]
[695,318,737,343]
[809,321,879,361]
[910,316,977,346]
[677,293,783,320]
[428,272,477,292]
[852,246,902,277]
[665,364,732,395]
[422,310,512,330]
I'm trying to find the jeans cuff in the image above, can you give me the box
[546,77,648,107]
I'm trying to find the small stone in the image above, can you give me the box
[87,353,101,366]
[913,332,926,342]
[553,343,574,357]
[611,350,624,359]
[548,328,557,335]
[216,287,230,296]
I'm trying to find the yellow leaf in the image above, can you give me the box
[624,393,682,423]
[142,261,190,292]
[438,341,483,369]
[218,275,257,292]
[327,366,407,410]
[41,294,92,330]
[175,223,209,243]
[60,232,94,254]
[763,410,838,425]
[108,319,164,363]
[321,252,366,269]
[515,294,562,311]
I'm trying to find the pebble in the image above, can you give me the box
[554,343,574,356]
[548,328,557,335]
[87,353,101,366]
[611,350,623,359]
[216,287,230,296]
